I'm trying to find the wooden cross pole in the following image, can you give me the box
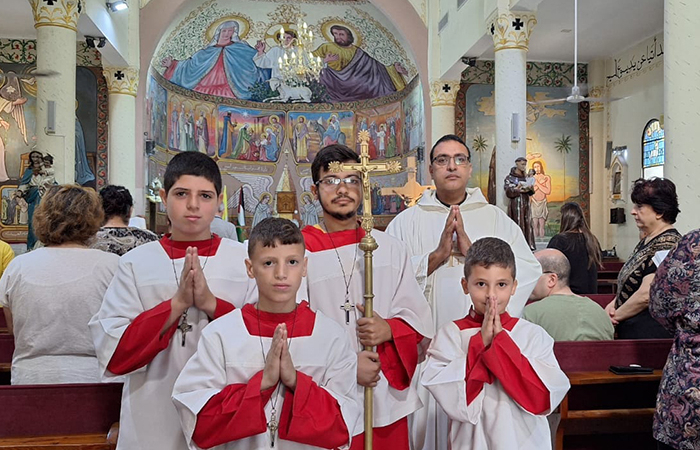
[329,130,401,450]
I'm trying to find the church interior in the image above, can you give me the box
[0,0,698,448]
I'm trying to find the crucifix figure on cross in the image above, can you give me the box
[328,130,401,450]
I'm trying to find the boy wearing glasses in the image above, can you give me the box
[301,144,434,450]
[386,134,541,450]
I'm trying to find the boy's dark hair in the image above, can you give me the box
[429,134,471,163]
[163,152,222,195]
[248,217,305,257]
[99,185,133,224]
[463,237,516,280]
[311,144,360,184]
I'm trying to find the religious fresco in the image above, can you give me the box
[355,103,402,160]
[153,1,416,104]
[217,106,286,162]
[287,111,353,163]
[0,45,107,244]
[146,75,169,149]
[146,0,426,232]
[456,61,590,242]
[402,83,424,155]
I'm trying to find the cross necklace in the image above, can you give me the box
[168,235,214,346]
[324,222,359,325]
[257,304,298,448]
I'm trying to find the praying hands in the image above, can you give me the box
[261,323,297,391]
[481,296,503,347]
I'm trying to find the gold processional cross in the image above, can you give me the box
[329,130,401,450]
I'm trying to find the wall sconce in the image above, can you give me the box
[106,0,128,12]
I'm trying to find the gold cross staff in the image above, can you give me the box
[329,130,401,450]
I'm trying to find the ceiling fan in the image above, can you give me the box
[528,0,622,106]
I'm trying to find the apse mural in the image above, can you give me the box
[146,0,426,232]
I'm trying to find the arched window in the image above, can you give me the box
[642,119,664,179]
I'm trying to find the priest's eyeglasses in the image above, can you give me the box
[432,154,470,166]
[315,176,362,189]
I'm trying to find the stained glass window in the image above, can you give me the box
[642,119,664,178]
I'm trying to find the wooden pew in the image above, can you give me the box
[597,260,623,294]
[0,383,122,449]
[554,339,672,450]
[0,334,13,385]
[586,294,615,309]
[0,308,7,334]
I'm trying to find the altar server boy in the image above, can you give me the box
[90,151,253,450]
[422,237,570,450]
[173,218,360,449]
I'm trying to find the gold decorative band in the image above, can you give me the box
[430,80,460,107]
[104,67,140,96]
[29,0,81,32]
[487,11,537,52]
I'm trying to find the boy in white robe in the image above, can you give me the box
[89,152,254,450]
[302,144,434,449]
[422,237,570,450]
[173,217,360,449]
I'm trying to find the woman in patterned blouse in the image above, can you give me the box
[604,178,681,339]
[649,229,700,450]
[91,185,158,256]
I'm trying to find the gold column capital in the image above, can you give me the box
[103,67,139,97]
[487,10,537,52]
[29,0,82,32]
[430,80,460,107]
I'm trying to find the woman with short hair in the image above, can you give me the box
[92,185,158,256]
[605,178,681,339]
[0,185,119,384]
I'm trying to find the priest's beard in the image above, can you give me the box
[319,191,358,222]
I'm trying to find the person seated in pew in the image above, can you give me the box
[173,218,360,449]
[546,202,602,294]
[89,152,254,450]
[523,249,614,341]
[0,185,119,384]
[649,229,700,450]
[422,237,570,450]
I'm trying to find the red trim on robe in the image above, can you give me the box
[241,301,315,337]
[278,371,349,448]
[192,370,276,449]
[377,318,422,390]
[481,331,551,415]
[159,233,223,259]
[350,417,409,450]
[213,298,235,319]
[465,333,492,405]
[301,225,366,253]
[454,308,518,331]
[107,300,179,375]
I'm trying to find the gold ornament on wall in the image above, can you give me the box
[103,67,140,97]
[429,80,460,107]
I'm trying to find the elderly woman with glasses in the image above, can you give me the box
[0,185,119,384]
[605,178,681,339]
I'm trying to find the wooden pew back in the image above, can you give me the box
[554,339,672,450]
[0,383,122,439]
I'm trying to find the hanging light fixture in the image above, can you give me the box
[106,0,128,12]
[276,20,322,87]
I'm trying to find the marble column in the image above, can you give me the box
[429,79,460,139]
[587,60,608,246]
[663,0,700,234]
[28,0,81,184]
[487,10,536,209]
[103,67,138,196]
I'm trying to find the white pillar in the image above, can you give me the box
[663,0,700,235]
[587,60,607,246]
[487,10,536,209]
[103,67,139,196]
[429,79,460,141]
[29,0,80,184]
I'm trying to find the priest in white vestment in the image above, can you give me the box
[386,134,541,450]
